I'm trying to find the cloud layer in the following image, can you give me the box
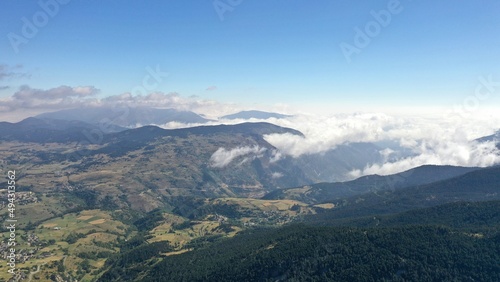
[202,111,499,178]
[261,113,500,177]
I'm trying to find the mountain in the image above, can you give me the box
[476,130,500,149]
[0,117,124,143]
[315,200,500,229]
[221,110,292,120]
[36,106,210,127]
[307,165,500,221]
[476,130,499,142]
[104,122,303,143]
[291,142,394,182]
[3,118,499,281]
[2,122,315,212]
[263,165,480,204]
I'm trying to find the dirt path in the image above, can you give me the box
[27,262,45,282]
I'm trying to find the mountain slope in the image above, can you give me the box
[0,117,124,143]
[310,200,500,230]
[476,129,500,149]
[2,122,313,212]
[264,165,480,204]
[308,166,500,221]
[100,222,500,282]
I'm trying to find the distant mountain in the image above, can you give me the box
[105,122,303,143]
[264,165,480,204]
[221,110,292,120]
[0,117,124,143]
[291,142,388,183]
[475,130,499,142]
[476,130,500,148]
[36,106,210,127]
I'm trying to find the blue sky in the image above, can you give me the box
[1,0,500,113]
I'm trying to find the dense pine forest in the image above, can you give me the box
[100,200,500,281]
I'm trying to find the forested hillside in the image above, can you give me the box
[100,200,500,281]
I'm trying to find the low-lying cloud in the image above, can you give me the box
[210,146,267,168]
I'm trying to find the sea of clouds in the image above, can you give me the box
[175,112,500,179]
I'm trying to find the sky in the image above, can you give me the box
[0,1,499,177]
[1,0,500,119]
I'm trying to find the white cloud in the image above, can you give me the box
[262,113,394,157]
[0,85,100,115]
[210,146,267,168]
[259,112,500,178]
[349,140,500,178]
[0,86,244,122]
[269,150,283,163]
[271,172,283,179]
[379,148,395,162]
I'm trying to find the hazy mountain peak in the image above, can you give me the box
[36,106,210,127]
[221,110,292,120]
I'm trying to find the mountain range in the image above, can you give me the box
[0,115,499,281]
[263,165,481,204]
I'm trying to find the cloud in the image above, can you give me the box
[0,64,30,81]
[210,146,267,168]
[100,91,217,110]
[0,85,100,113]
[206,86,217,91]
[0,85,245,122]
[349,141,500,178]
[0,86,9,90]
[263,113,393,157]
[13,85,99,100]
[269,150,283,163]
[259,112,500,178]
[151,111,500,177]
[271,172,283,179]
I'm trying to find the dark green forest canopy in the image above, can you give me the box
[100,200,500,282]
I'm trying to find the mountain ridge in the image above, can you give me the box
[220,110,292,120]
[263,164,481,204]
[36,106,211,127]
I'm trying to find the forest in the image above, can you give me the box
[100,200,500,281]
